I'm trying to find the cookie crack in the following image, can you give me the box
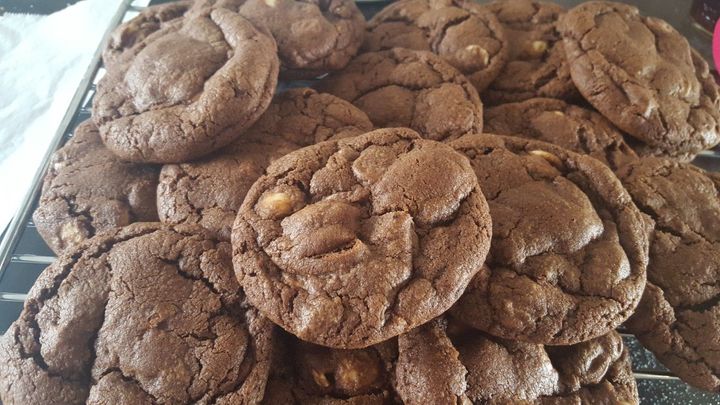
[631,282,720,382]
[95,368,161,405]
[342,51,478,108]
[13,310,52,374]
[14,227,161,401]
[157,255,257,402]
[673,317,720,376]
[164,164,211,222]
[431,14,471,54]
[631,173,718,244]
[161,257,222,297]
[676,293,720,313]
[60,195,97,236]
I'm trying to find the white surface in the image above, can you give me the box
[0,0,124,233]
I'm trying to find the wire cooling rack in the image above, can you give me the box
[0,0,718,403]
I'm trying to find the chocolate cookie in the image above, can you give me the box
[32,121,159,254]
[484,98,638,169]
[192,0,366,78]
[617,157,720,392]
[483,0,578,105]
[232,128,492,348]
[157,88,373,240]
[363,0,508,92]
[558,2,720,160]
[449,134,650,345]
[632,50,720,161]
[103,1,192,68]
[263,330,398,404]
[395,319,638,404]
[0,223,274,404]
[317,48,484,141]
[93,7,279,163]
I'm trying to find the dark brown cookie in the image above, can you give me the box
[484,98,638,169]
[232,128,492,348]
[157,88,373,240]
[93,8,279,163]
[262,330,398,404]
[102,1,192,68]
[630,50,720,162]
[0,223,274,404]
[192,0,366,78]
[449,134,650,345]
[317,48,484,141]
[558,2,720,160]
[483,0,579,105]
[618,157,720,392]
[395,319,638,404]
[363,0,508,92]
[32,121,159,254]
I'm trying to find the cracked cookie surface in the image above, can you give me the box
[558,1,720,160]
[395,319,638,404]
[157,88,373,241]
[262,330,399,404]
[484,97,638,170]
[0,223,274,405]
[93,7,279,163]
[618,157,720,392]
[32,121,159,254]
[232,128,492,348]
[192,0,365,78]
[317,48,484,141]
[483,0,578,104]
[449,134,649,345]
[102,1,192,69]
[363,0,508,92]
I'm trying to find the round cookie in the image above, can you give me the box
[103,1,192,68]
[263,331,398,404]
[317,48,484,141]
[192,0,366,78]
[157,88,373,240]
[483,0,579,105]
[232,128,492,348]
[558,2,720,160]
[395,319,638,404]
[449,134,650,345]
[617,157,720,392]
[363,0,508,92]
[484,98,638,170]
[630,50,720,161]
[32,120,159,254]
[92,7,279,163]
[0,223,274,404]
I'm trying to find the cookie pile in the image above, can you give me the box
[1,0,719,403]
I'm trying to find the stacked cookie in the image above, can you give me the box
[1,0,719,403]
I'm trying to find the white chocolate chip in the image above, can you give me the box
[264,0,277,7]
[257,192,293,219]
[60,222,85,246]
[311,369,331,388]
[337,359,361,388]
[465,45,489,67]
[529,149,563,168]
[529,40,548,57]
[552,110,565,117]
